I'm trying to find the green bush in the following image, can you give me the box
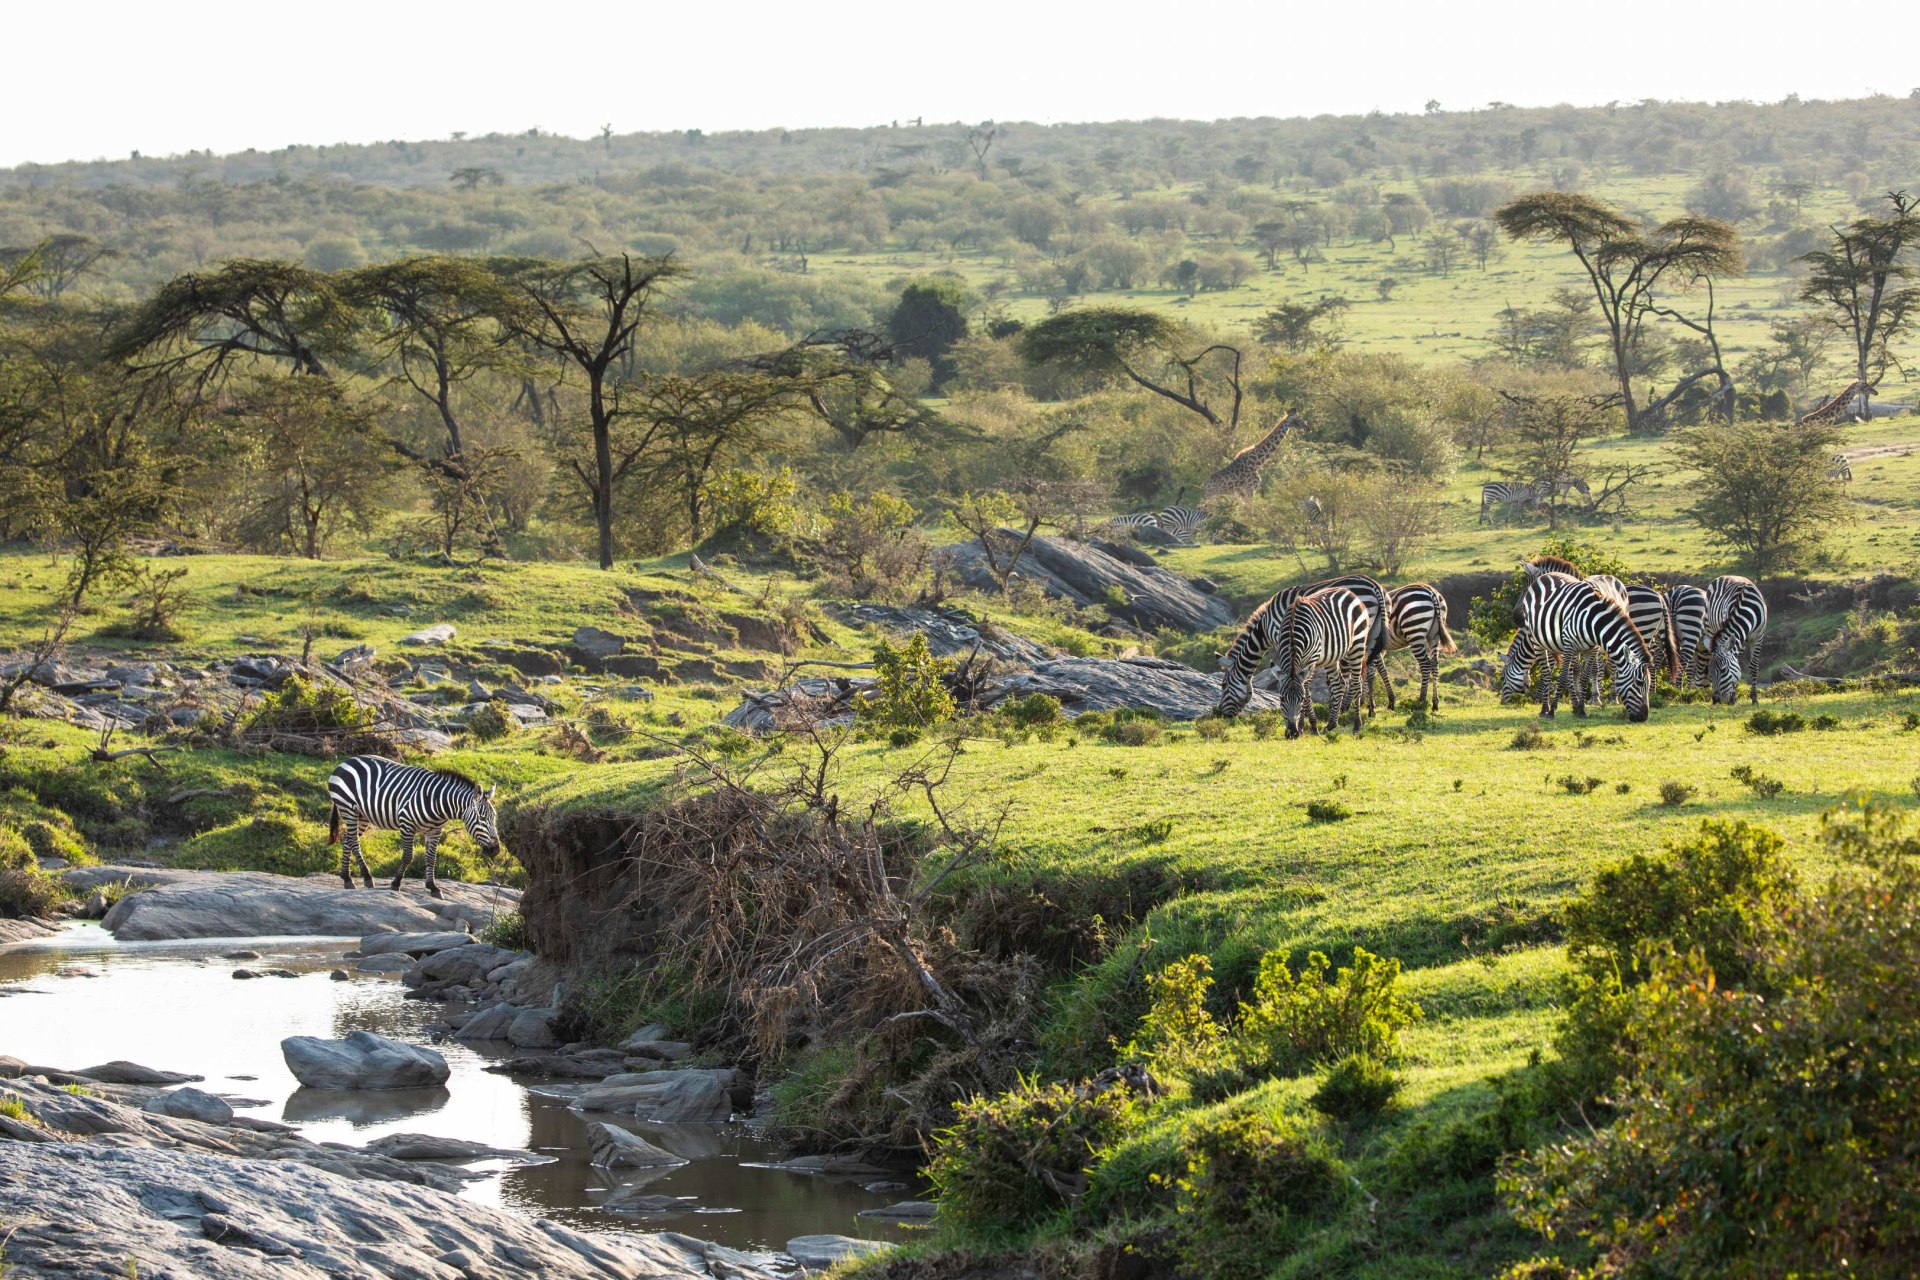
[1305,799,1352,823]
[0,827,65,918]
[1250,709,1283,740]
[465,699,517,742]
[1173,1107,1345,1280]
[1124,954,1224,1081]
[1508,725,1550,751]
[249,673,375,734]
[1194,715,1230,741]
[1506,801,1920,1277]
[1729,763,1785,798]
[1309,1054,1403,1121]
[1002,692,1062,729]
[1104,718,1164,747]
[478,910,528,950]
[1556,775,1602,796]
[862,634,955,729]
[926,1078,1143,1234]
[1657,781,1695,806]
[1235,948,1421,1077]
[1744,707,1805,735]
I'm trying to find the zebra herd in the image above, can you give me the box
[1478,475,1591,525]
[1113,505,1208,546]
[1213,558,1770,733]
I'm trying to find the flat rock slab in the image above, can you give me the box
[588,1120,689,1170]
[935,531,1235,633]
[357,930,473,957]
[570,1069,732,1123]
[787,1235,893,1269]
[85,866,516,941]
[857,1200,938,1221]
[989,654,1281,720]
[363,1133,545,1164]
[0,1139,723,1279]
[74,1060,203,1085]
[282,1031,450,1091]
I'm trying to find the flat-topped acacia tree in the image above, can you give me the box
[1019,306,1245,445]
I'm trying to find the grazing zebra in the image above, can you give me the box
[1114,505,1206,546]
[1828,453,1853,485]
[1300,495,1326,524]
[1625,584,1683,688]
[1479,481,1544,525]
[1508,567,1585,704]
[1500,580,1651,722]
[1703,575,1769,705]
[1665,583,1711,689]
[1382,582,1456,712]
[1215,573,1391,717]
[1280,587,1373,738]
[327,756,502,897]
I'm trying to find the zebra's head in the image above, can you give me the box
[463,784,502,859]
[1707,642,1741,706]
[1614,647,1650,723]
[1280,671,1313,739]
[1498,635,1536,702]
[1215,658,1253,719]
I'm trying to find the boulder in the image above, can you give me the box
[363,1133,540,1163]
[934,531,1235,632]
[281,1031,450,1091]
[617,1023,674,1051]
[94,867,513,941]
[988,654,1280,720]
[572,625,628,660]
[73,1061,203,1086]
[402,942,519,993]
[451,1001,518,1041]
[507,1008,561,1049]
[786,1236,892,1269]
[586,1121,690,1170]
[570,1069,732,1122]
[330,644,377,673]
[357,930,473,958]
[142,1087,234,1124]
[353,953,415,974]
[857,1200,938,1222]
[829,601,1055,663]
[624,1038,695,1063]
[399,623,457,646]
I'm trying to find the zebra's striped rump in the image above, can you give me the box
[1665,584,1710,688]
[1216,573,1390,718]
[1703,575,1769,705]
[326,755,501,895]
[1383,582,1455,712]
[1625,583,1683,684]
[1281,587,1373,738]
[1115,505,1206,546]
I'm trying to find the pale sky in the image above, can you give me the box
[5,0,1914,169]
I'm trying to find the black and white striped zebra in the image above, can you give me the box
[1828,454,1853,485]
[1215,573,1391,717]
[326,755,502,897]
[1702,575,1769,705]
[1500,580,1651,722]
[1665,584,1710,689]
[1625,583,1683,689]
[1479,481,1544,525]
[1382,582,1456,712]
[1300,495,1326,524]
[1114,505,1206,546]
[1280,587,1373,738]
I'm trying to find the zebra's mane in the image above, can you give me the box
[1528,555,1579,576]
[431,767,481,792]
[1226,590,1288,660]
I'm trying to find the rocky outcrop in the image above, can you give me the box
[357,930,474,957]
[828,602,1055,664]
[586,1120,689,1169]
[143,1087,233,1123]
[935,531,1235,632]
[787,1235,893,1270]
[81,867,516,941]
[990,655,1279,719]
[570,1069,733,1123]
[281,1031,451,1090]
[399,623,457,645]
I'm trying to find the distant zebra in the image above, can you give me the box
[1300,495,1326,524]
[1280,587,1374,738]
[1828,453,1853,485]
[1382,582,1456,712]
[327,756,502,897]
[1665,583,1711,689]
[1500,580,1652,722]
[1703,575,1769,705]
[1479,481,1544,525]
[1115,505,1207,546]
[1215,573,1392,718]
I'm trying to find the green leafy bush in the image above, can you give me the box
[1125,954,1224,1081]
[478,910,528,950]
[926,1078,1143,1233]
[1729,763,1785,798]
[1194,714,1230,741]
[1557,774,1603,795]
[0,825,66,918]
[1001,692,1061,729]
[1305,799,1352,822]
[1250,709,1283,740]
[1173,1108,1345,1280]
[1508,725,1550,751]
[1104,717,1163,747]
[1744,707,1805,735]
[248,673,376,735]
[862,634,955,729]
[465,698,517,741]
[1657,781,1695,806]
[1310,1054,1403,1121]
[1235,948,1421,1076]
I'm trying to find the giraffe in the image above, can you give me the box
[1796,379,1872,427]
[1203,412,1297,500]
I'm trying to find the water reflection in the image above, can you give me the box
[0,925,921,1251]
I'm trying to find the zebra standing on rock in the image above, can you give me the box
[1382,583,1456,712]
[1280,587,1373,738]
[1215,574,1391,717]
[327,756,502,898]
[1665,584,1711,689]
[1703,575,1769,705]
[1500,581,1652,722]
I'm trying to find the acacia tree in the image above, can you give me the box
[1672,419,1850,574]
[505,254,683,568]
[0,235,113,301]
[1496,192,1743,433]
[736,329,959,450]
[631,369,796,543]
[1020,307,1245,442]
[1253,298,1349,352]
[220,378,394,559]
[107,259,352,388]
[1798,190,1920,410]
[1496,390,1612,529]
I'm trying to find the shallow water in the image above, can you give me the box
[0,925,919,1252]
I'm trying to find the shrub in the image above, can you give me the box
[1174,1108,1345,1280]
[1310,1054,1403,1121]
[1125,954,1224,1081]
[926,1079,1143,1233]
[1744,707,1805,735]
[1001,692,1061,730]
[1508,725,1550,751]
[1194,715,1230,741]
[1658,781,1695,806]
[1729,763,1785,798]
[815,491,930,601]
[478,910,528,951]
[1250,709,1283,740]
[862,634,955,729]
[248,673,376,736]
[1812,713,1841,731]
[1104,718,1163,747]
[1556,775,1602,795]
[465,699,517,741]
[1235,948,1421,1076]
[1305,799,1352,823]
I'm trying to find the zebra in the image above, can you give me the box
[326,756,502,897]
[1300,495,1326,524]
[1665,583,1711,689]
[1382,582,1456,712]
[1215,573,1391,717]
[1507,567,1586,706]
[1500,580,1652,722]
[1828,454,1853,485]
[1625,583,1683,692]
[1114,505,1207,546]
[1479,481,1544,525]
[1279,587,1373,738]
[1702,575,1769,705]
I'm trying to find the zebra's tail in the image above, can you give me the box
[327,802,340,846]
[1433,608,1457,654]
[1660,606,1682,682]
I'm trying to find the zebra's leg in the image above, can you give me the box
[389,826,416,892]
[1541,656,1561,719]
[422,826,444,900]
[345,822,373,889]
[1348,662,1366,732]
[1747,640,1761,704]
[1422,646,1439,712]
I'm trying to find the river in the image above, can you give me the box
[0,925,921,1253]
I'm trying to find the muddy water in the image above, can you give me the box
[0,926,921,1252]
